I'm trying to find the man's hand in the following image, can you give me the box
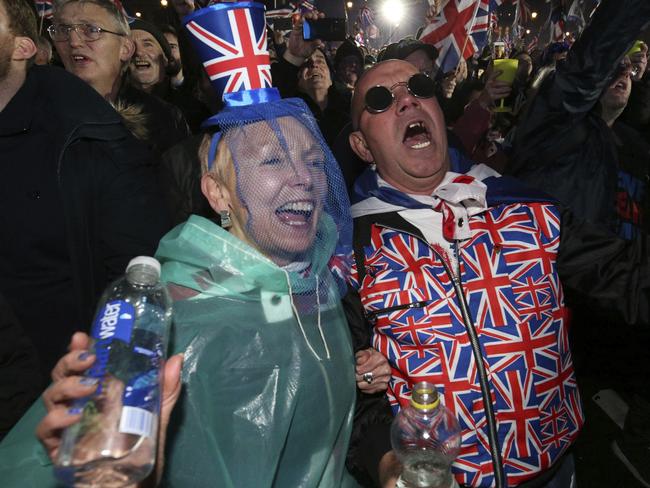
[630,42,648,82]
[477,69,513,110]
[355,348,391,394]
[378,450,402,488]
[283,11,325,67]
[170,0,195,19]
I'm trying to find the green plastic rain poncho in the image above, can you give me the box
[155,215,358,487]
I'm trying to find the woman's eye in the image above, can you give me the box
[307,159,325,168]
[261,158,282,166]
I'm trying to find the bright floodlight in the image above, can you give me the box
[381,0,404,23]
[135,11,142,18]
[161,0,168,6]
[346,1,353,8]
[531,11,538,19]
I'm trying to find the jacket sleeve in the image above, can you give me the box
[67,132,172,283]
[0,294,42,440]
[271,56,301,99]
[343,287,394,487]
[557,207,650,326]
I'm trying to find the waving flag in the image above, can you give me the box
[112,0,130,21]
[34,0,53,19]
[186,6,272,97]
[418,0,489,73]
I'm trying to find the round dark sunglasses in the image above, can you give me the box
[364,73,436,114]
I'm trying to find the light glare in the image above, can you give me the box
[381,0,404,23]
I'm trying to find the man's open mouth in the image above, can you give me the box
[276,201,315,226]
[134,59,151,69]
[403,121,431,149]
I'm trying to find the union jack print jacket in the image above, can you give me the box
[346,166,650,487]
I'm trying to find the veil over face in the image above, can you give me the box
[225,116,328,267]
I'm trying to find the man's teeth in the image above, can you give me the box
[412,141,431,149]
[73,55,87,61]
[408,122,425,130]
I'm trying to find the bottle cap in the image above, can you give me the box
[126,256,161,278]
[410,381,440,411]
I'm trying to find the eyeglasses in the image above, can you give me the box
[47,23,126,42]
[364,73,436,114]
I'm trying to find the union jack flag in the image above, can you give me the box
[186,7,272,96]
[34,0,53,19]
[418,0,491,73]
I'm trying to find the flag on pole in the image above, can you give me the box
[418,0,489,73]
[34,0,53,19]
[358,1,375,31]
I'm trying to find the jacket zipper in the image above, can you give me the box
[366,300,430,321]
[375,224,506,488]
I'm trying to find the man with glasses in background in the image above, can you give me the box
[49,0,189,156]
[0,0,170,393]
[343,57,650,488]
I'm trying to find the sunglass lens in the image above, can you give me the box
[408,73,436,98]
[365,86,394,113]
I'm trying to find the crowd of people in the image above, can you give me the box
[1,0,650,487]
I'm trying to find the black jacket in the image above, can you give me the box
[0,293,41,440]
[117,79,191,158]
[508,0,650,231]
[0,66,171,375]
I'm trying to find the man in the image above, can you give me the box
[0,0,170,381]
[509,1,650,483]
[130,19,209,132]
[49,0,190,154]
[162,24,184,88]
[333,39,364,92]
[379,38,438,78]
[344,58,650,488]
[296,47,350,145]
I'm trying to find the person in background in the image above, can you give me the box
[0,0,171,382]
[130,19,210,133]
[49,0,190,157]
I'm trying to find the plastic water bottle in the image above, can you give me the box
[391,382,462,488]
[54,256,172,488]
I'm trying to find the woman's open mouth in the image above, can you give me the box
[276,201,315,226]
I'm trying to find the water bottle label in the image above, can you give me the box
[90,300,135,344]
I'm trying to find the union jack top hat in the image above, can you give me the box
[183,1,280,109]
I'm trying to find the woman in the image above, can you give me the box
[32,96,361,487]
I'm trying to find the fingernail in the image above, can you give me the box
[68,407,83,415]
[78,351,90,361]
[79,377,98,386]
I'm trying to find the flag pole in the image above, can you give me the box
[456,0,482,74]
[39,10,45,35]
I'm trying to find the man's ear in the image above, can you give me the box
[201,173,232,214]
[120,37,135,63]
[349,130,374,164]
[13,36,37,61]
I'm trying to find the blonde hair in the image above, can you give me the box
[199,134,251,245]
